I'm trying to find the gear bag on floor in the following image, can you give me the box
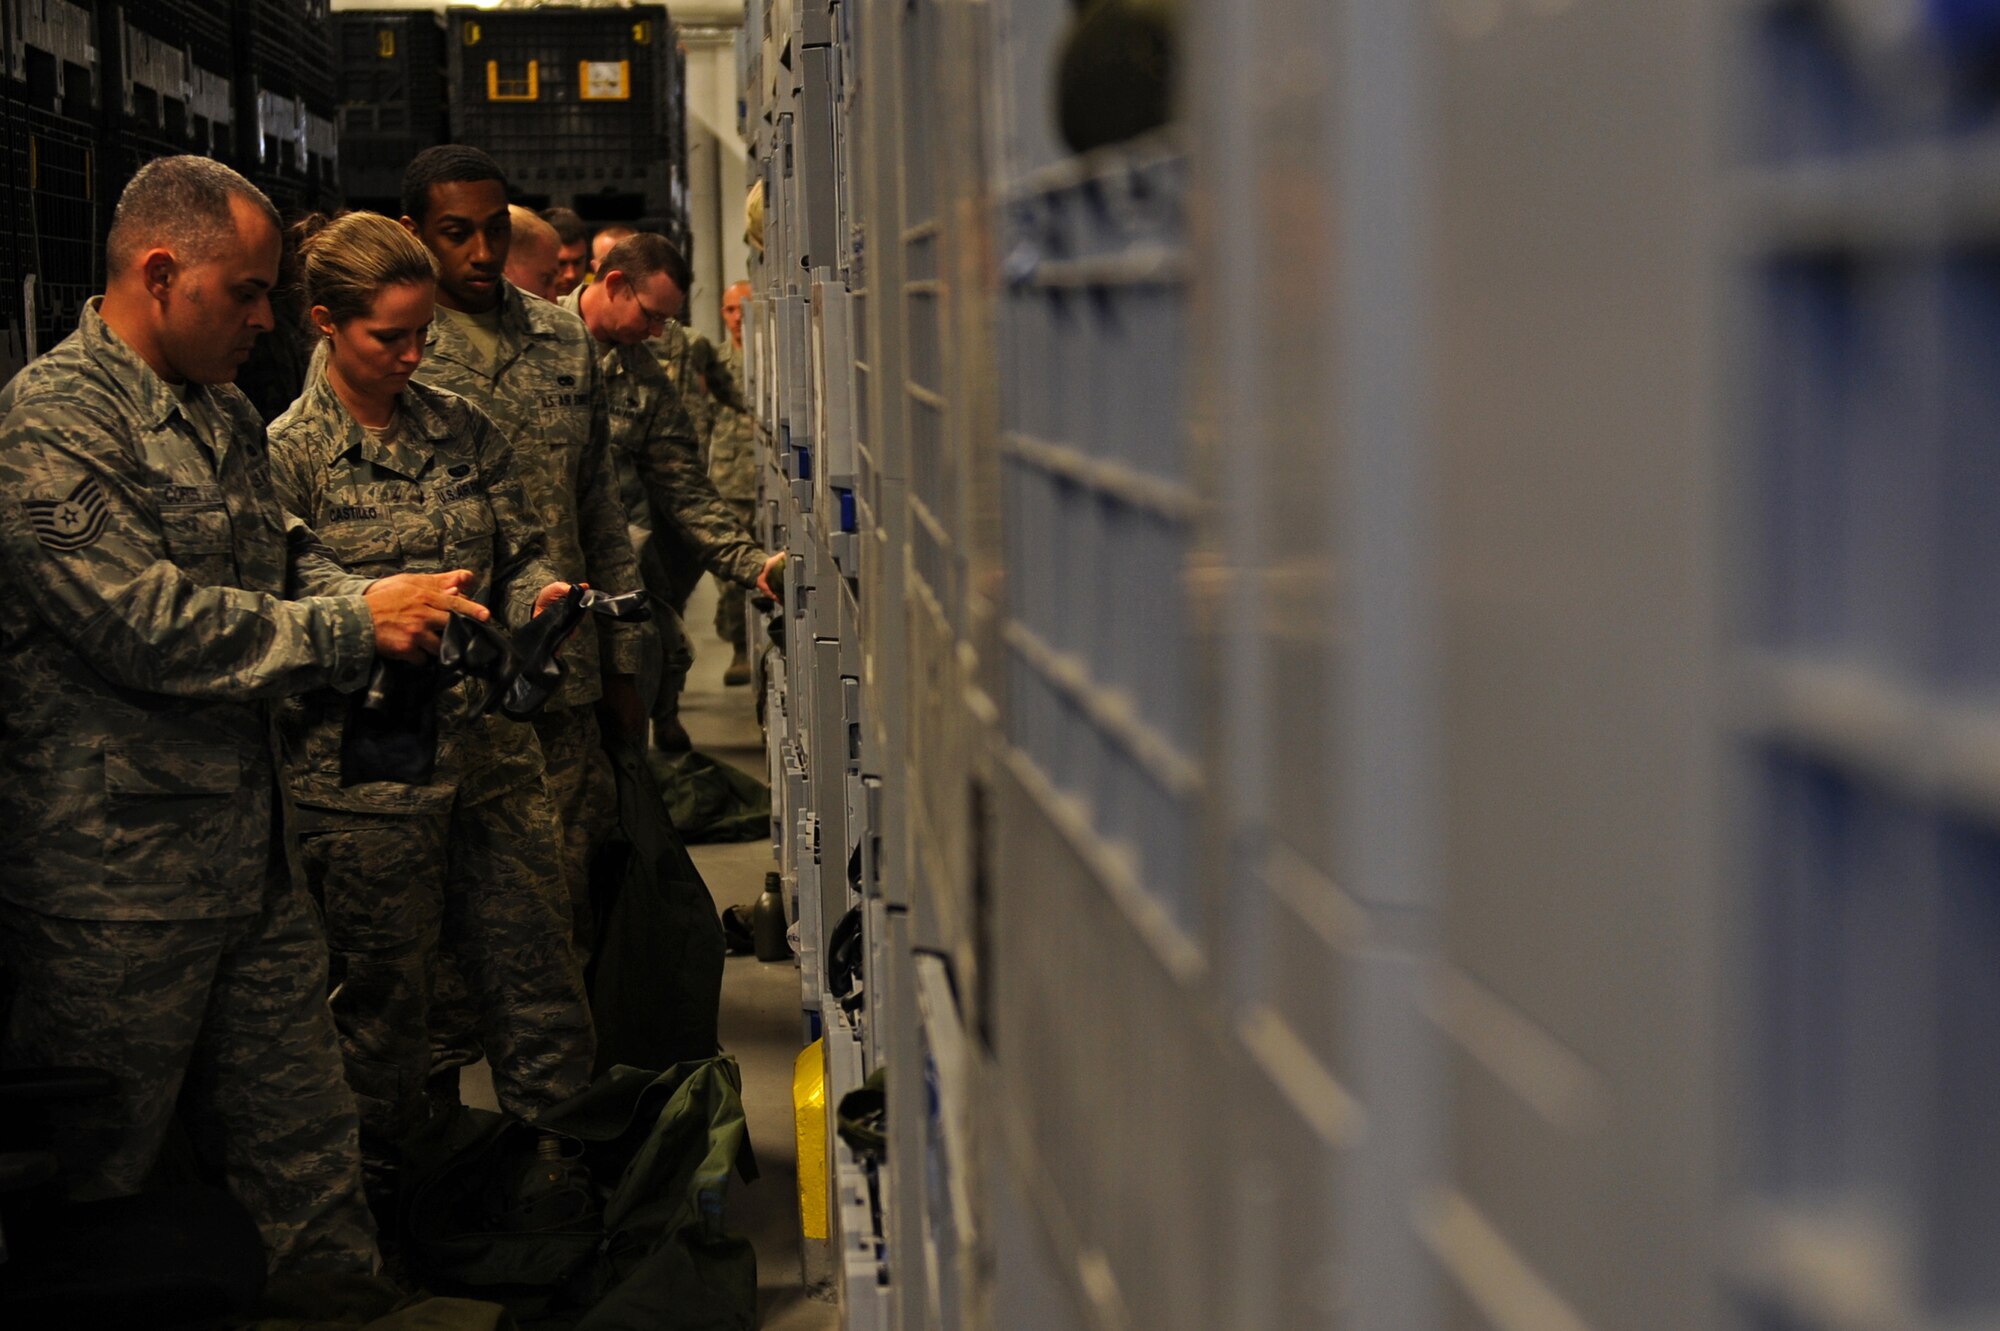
[648,750,771,844]
[397,1060,759,1331]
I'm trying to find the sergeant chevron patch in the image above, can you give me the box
[26,476,112,552]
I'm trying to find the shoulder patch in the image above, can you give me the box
[25,476,112,552]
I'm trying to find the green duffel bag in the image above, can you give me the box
[398,1061,759,1331]
[649,749,771,845]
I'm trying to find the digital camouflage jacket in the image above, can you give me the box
[704,339,760,503]
[0,300,375,920]
[558,290,765,589]
[267,364,560,813]
[411,281,650,707]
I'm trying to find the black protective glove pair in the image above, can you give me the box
[342,586,652,786]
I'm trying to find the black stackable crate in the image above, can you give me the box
[94,1,196,234]
[180,0,231,77]
[336,8,447,208]
[175,0,240,162]
[227,0,345,214]
[231,0,301,100]
[299,0,336,112]
[7,100,103,353]
[0,104,28,381]
[1,0,351,376]
[299,0,340,204]
[87,1,248,169]
[6,0,101,121]
[232,0,302,177]
[185,55,233,161]
[98,1,186,146]
[4,0,104,354]
[445,3,682,218]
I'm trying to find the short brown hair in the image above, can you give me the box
[601,233,692,296]
[106,155,279,270]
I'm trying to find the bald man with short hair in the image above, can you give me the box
[706,281,761,680]
[504,204,562,301]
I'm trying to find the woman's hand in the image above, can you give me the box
[533,581,574,618]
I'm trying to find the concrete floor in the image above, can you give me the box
[679,577,843,1331]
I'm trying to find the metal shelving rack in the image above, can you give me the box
[744,2,2000,1329]
[1726,6,2000,1329]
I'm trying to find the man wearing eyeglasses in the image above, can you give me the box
[563,234,781,752]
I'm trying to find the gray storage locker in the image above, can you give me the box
[742,1,2000,1328]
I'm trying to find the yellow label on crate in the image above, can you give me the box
[461,20,480,46]
[579,60,630,101]
[632,20,652,45]
[487,59,539,102]
[377,29,395,59]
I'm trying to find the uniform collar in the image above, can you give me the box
[423,280,556,378]
[398,381,455,444]
[556,285,589,329]
[77,298,205,431]
[300,353,438,482]
[360,415,436,481]
[560,287,632,380]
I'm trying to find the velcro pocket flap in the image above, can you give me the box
[159,502,233,555]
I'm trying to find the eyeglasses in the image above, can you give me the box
[630,287,677,330]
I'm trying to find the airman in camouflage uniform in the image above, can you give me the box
[627,319,715,731]
[654,322,763,665]
[410,278,650,947]
[269,361,595,1169]
[0,295,383,1273]
[620,320,705,728]
[705,335,760,497]
[651,319,719,464]
[705,334,763,656]
[562,282,769,740]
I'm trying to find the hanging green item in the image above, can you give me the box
[590,739,728,1077]
[1056,0,1179,153]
